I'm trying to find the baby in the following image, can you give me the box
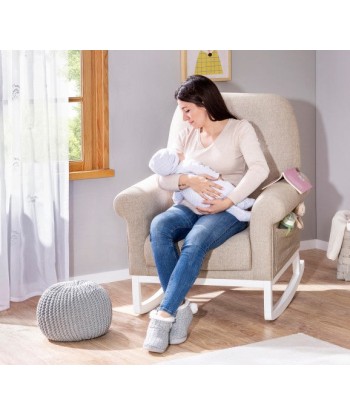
[149,148,255,221]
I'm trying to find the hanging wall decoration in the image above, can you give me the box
[181,50,232,82]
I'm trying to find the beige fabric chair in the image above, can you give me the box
[114,93,310,320]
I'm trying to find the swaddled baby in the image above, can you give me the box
[149,148,255,221]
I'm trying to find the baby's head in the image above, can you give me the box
[149,148,181,175]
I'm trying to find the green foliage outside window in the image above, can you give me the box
[68,50,82,161]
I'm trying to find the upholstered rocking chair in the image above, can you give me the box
[114,93,310,320]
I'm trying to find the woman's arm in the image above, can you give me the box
[197,121,269,215]
[196,197,234,214]
[227,121,269,205]
[157,150,222,198]
[158,173,222,201]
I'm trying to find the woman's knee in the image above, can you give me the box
[151,205,197,241]
[150,213,168,239]
[150,210,179,242]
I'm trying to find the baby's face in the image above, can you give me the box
[177,152,185,162]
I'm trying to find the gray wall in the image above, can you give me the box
[69,50,317,277]
[69,51,181,277]
[316,51,350,241]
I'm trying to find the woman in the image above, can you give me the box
[144,75,269,353]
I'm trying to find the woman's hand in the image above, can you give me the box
[182,174,223,199]
[197,198,234,215]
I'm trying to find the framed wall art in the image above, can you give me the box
[181,50,232,82]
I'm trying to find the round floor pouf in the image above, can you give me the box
[37,280,112,342]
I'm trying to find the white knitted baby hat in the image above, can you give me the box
[149,148,180,175]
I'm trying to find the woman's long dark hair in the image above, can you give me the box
[174,75,237,121]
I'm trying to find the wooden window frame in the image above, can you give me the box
[69,50,114,180]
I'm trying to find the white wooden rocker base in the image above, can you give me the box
[132,251,304,321]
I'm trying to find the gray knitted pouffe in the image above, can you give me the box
[37,280,112,342]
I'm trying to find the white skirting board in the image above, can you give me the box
[70,268,130,283]
[300,239,328,251]
[70,240,327,284]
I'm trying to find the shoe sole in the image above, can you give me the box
[143,345,167,353]
[169,335,187,345]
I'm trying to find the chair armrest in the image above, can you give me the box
[113,174,172,275]
[249,181,310,279]
[114,174,172,222]
[251,181,309,228]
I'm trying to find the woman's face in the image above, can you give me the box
[177,99,208,129]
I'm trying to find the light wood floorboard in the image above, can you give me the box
[1,249,349,365]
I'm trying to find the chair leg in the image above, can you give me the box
[132,276,164,314]
[263,252,305,320]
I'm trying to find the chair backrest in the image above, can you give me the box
[168,93,301,194]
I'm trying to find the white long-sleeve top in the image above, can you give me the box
[158,118,269,206]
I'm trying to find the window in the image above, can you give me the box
[68,50,114,180]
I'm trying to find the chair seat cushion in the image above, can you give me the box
[144,227,251,271]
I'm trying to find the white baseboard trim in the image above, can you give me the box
[70,268,130,284]
[300,239,328,251]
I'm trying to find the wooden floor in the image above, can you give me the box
[1,249,350,365]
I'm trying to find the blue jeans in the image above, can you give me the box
[150,205,248,316]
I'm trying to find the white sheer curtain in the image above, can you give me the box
[0,51,69,311]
